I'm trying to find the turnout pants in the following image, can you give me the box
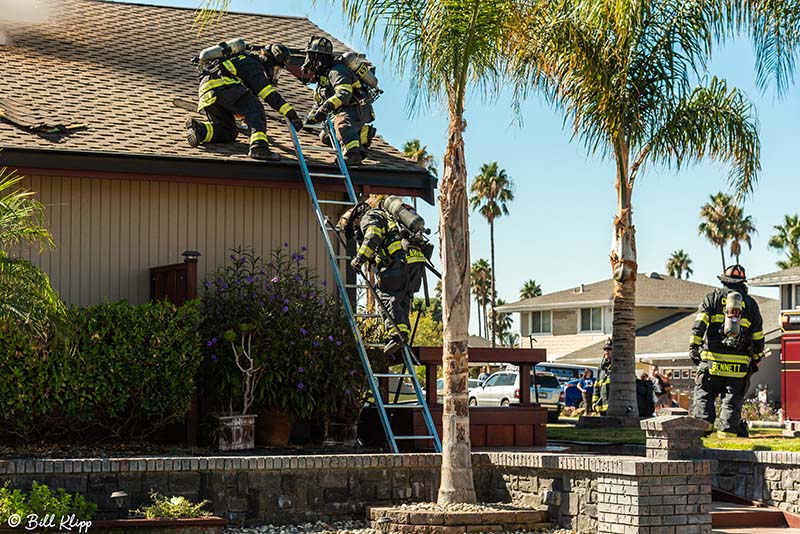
[332,105,375,156]
[691,364,747,435]
[376,261,422,339]
[198,86,269,148]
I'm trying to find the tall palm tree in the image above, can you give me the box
[520,279,542,299]
[310,0,515,504]
[403,139,438,177]
[0,168,65,337]
[469,162,514,348]
[728,209,757,264]
[768,214,800,269]
[470,259,491,338]
[491,297,514,346]
[509,0,760,417]
[665,250,694,280]
[699,193,737,270]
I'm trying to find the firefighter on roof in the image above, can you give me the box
[690,264,765,437]
[187,40,304,161]
[301,36,377,166]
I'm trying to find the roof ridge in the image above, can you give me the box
[86,0,310,21]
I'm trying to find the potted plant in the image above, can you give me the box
[216,323,262,450]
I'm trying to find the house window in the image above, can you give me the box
[795,285,800,309]
[682,370,690,379]
[530,311,552,334]
[580,307,602,332]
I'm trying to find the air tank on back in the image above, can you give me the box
[199,38,247,64]
[723,291,744,339]
[382,195,427,234]
[341,51,379,88]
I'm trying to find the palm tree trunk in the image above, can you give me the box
[720,246,727,271]
[475,298,482,337]
[608,142,639,418]
[490,218,496,348]
[438,112,476,504]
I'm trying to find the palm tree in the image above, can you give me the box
[728,209,757,264]
[469,162,514,348]
[491,297,514,346]
[520,279,542,299]
[768,214,800,269]
[403,139,438,177]
[470,259,491,338]
[699,193,737,270]
[309,0,516,505]
[509,1,760,417]
[0,168,65,337]
[665,250,694,280]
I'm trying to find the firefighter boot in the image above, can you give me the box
[249,143,281,162]
[344,149,364,166]
[186,118,205,148]
[383,332,408,356]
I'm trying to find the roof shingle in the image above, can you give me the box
[0,0,428,177]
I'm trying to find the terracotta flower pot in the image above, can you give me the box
[217,414,256,451]
[254,409,293,447]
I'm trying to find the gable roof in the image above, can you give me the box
[496,273,720,313]
[0,0,435,201]
[557,296,781,364]
[749,266,800,287]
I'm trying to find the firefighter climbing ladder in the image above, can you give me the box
[288,120,442,454]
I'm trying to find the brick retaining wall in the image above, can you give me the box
[0,454,713,532]
[704,449,800,514]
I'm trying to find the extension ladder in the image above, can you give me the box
[288,120,442,454]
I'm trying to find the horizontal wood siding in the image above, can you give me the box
[16,175,341,306]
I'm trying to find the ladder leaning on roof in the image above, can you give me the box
[288,119,441,454]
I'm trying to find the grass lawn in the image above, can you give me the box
[546,425,800,451]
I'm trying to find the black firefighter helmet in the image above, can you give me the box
[718,264,747,285]
[302,35,335,79]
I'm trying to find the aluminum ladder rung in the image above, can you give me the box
[310,172,346,179]
[289,118,441,455]
[302,146,337,153]
[319,200,356,206]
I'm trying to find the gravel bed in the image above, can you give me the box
[223,520,576,534]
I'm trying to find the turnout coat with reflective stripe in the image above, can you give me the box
[355,208,405,270]
[197,53,294,117]
[690,287,765,378]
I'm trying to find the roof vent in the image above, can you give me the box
[573,283,586,293]
[649,272,663,280]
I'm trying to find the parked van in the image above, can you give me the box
[535,362,596,384]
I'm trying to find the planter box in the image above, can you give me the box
[0,517,225,534]
[218,414,256,450]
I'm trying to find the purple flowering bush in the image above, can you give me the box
[200,246,368,424]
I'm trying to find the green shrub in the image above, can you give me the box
[0,482,96,523]
[199,246,371,423]
[131,493,210,519]
[0,301,202,441]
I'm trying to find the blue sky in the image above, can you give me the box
[123,0,799,332]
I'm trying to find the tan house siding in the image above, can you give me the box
[553,309,578,336]
[17,174,341,306]
[520,312,530,336]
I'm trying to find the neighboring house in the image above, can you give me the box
[0,0,435,305]
[749,266,800,311]
[496,272,722,360]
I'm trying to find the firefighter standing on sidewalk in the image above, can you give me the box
[187,42,304,161]
[337,202,417,355]
[301,36,376,166]
[690,264,765,437]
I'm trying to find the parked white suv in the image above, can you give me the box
[468,370,563,422]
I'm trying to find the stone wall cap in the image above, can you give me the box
[641,415,711,432]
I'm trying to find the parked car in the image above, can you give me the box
[435,378,481,403]
[467,371,562,423]
[536,363,597,385]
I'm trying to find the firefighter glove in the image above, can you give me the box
[689,345,701,366]
[287,109,304,131]
[351,256,364,271]
[749,360,760,373]
[306,107,326,124]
